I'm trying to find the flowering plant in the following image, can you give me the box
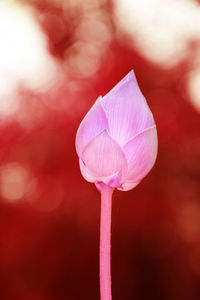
[76,70,158,299]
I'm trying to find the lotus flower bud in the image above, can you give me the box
[76,70,158,191]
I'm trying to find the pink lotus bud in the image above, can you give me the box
[76,70,158,191]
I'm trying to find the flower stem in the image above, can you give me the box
[100,184,114,300]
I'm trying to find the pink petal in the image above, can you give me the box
[110,70,137,92]
[122,126,158,183]
[80,158,121,188]
[107,172,121,187]
[126,70,137,82]
[101,78,154,146]
[75,97,109,156]
[95,172,121,191]
[79,158,95,182]
[82,130,127,178]
[117,181,139,191]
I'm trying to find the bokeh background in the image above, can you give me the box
[0,0,200,299]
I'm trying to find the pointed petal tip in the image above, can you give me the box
[103,69,138,99]
[120,69,137,85]
[101,75,155,145]
[82,129,127,178]
[127,69,137,82]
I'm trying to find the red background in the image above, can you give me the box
[0,0,200,299]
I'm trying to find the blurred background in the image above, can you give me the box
[0,0,200,299]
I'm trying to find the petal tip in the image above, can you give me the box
[127,70,137,82]
[82,129,127,178]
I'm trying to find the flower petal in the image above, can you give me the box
[79,158,95,182]
[117,181,139,191]
[95,172,121,191]
[122,126,158,183]
[75,97,108,156]
[82,130,127,178]
[110,70,137,92]
[101,77,155,146]
[80,158,121,188]
[126,69,137,82]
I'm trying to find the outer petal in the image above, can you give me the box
[122,126,158,183]
[101,77,154,146]
[79,158,95,182]
[79,158,121,188]
[75,97,108,156]
[82,130,127,178]
[110,70,137,92]
[117,181,139,191]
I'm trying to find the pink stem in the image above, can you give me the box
[100,184,114,300]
